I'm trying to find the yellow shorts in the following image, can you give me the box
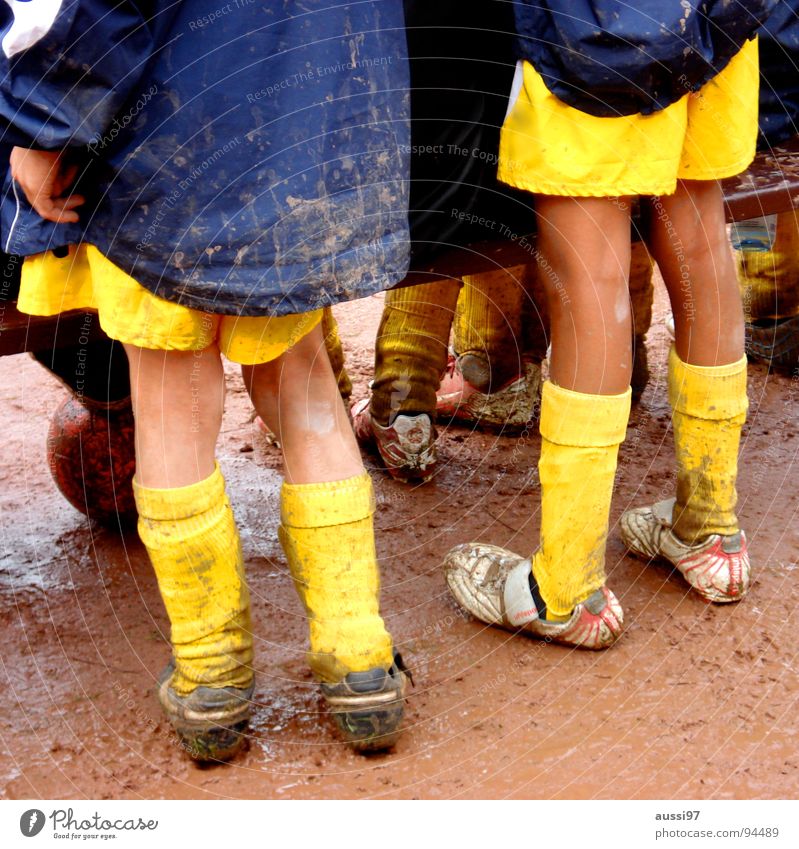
[498,39,759,197]
[17,244,322,365]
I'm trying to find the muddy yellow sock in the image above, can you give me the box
[736,211,799,321]
[669,348,748,544]
[279,472,393,683]
[371,279,461,424]
[134,465,253,696]
[532,381,631,619]
[454,266,526,388]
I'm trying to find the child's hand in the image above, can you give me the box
[9,147,85,224]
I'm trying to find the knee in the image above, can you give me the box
[551,266,631,328]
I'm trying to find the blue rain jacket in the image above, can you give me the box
[757,1,799,146]
[511,0,778,117]
[0,1,410,316]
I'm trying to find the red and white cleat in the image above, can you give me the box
[436,355,541,431]
[620,498,750,603]
[443,542,623,650]
[351,398,437,483]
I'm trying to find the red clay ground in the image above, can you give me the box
[1,282,798,800]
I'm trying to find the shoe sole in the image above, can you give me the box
[380,461,436,484]
[323,673,407,753]
[158,677,252,762]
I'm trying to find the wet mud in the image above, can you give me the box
[1,283,798,800]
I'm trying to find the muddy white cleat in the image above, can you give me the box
[620,498,750,603]
[436,356,541,431]
[351,398,437,483]
[443,543,624,650]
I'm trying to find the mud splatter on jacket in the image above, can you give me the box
[0,1,410,316]
[511,0,778,117]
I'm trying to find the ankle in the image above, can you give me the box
[528,570,571,622]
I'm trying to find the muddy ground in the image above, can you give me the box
[1,281,798,800]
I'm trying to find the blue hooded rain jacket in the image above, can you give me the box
[0,0,410,316]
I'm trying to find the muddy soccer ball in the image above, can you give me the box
[47,395,137,524]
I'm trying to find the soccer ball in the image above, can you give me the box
[47,395,137,524]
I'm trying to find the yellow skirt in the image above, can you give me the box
[18,244,322,365]
[499,39,760,197]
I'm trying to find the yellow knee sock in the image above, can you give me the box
[669,348,748,544]
[134,465,253,696]
[532,381,631,618]
[371,279,461,424]
[736,211,799,321]
[454,266,526,388]
[279,472,393,684]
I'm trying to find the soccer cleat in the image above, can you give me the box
[320,653,409,752]
[157,663,254,762]
[436,355,541,430]
[443,543,623,650]
[619,498,750,603]
[351,397,437,482]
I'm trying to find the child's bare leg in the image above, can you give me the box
[124,345,225,488]
[646,179,744,366]
[124,343,252,761]
[242,322,362,484]
[242,321,403,749]
[524,196,633,621]
[537,196,633,394]
[641,180,748,550]
[444,196,630,646]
